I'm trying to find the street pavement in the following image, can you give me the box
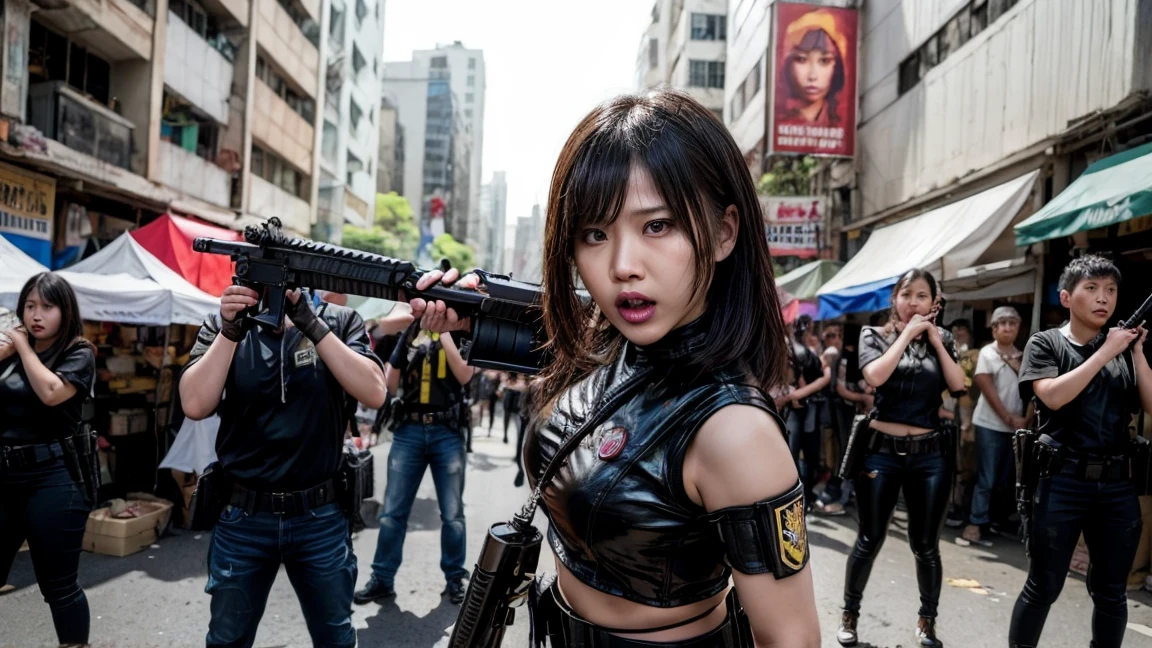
[3,421,1152,647]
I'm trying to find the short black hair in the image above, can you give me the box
[1058,254,1121,293]
[949,318,971,331]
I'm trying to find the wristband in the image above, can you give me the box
[286,295,331,345]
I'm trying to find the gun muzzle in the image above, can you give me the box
[449,521,542,648]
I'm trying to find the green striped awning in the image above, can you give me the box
[1015,142,1152,246]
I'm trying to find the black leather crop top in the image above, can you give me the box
[858,325,959,430]
[523,320,784,608]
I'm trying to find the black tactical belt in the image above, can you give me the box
[1051,452,1130,483]
[405,409,456,425]
[874,430,945,456]
[1,440,65,469]
[229,478,338,517]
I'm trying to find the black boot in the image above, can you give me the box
[353,576,396,605]
[837,610,858,646]
[916,616,943,647]
[443,578,467,605]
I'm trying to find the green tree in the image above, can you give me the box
[341,192,419,260]
[757,156,818,196]
[429,233,475,271]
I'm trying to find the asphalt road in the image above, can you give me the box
[3,423,1152,647]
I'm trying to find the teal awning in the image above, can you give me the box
[1015,142,1152,246]
[775,259,844,300]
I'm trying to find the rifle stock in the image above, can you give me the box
[193,218,547,373]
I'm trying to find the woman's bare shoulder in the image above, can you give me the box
[684,404,797,508]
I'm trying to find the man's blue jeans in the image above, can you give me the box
[370,422,468,587]
[969,425,1015,526]
[205,502,356,648]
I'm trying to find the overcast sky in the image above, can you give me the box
[382,0,654,226]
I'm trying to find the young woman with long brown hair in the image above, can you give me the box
[0,272,96,647]
[406,89,820,647]
[836,268,966,648]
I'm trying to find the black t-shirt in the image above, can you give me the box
[859,325,959,429]
[186,305,383,490]
[0,342,95,445]
[388,326,464,413]
[1019,328,1138,454]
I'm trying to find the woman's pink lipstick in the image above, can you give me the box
[616,292,656,325]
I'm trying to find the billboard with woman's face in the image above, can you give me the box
[770,3,858,157]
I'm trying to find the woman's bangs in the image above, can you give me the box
[566,133,633,231]
[797,28,835,54]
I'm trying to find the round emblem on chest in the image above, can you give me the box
[598,426,628,461]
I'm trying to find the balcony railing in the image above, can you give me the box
[156,140,231,207]
[28,82,134,170]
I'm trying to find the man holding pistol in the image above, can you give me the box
[181,285,386,648]
[1009,255,1152,648]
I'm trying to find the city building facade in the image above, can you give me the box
[636,0,728,120]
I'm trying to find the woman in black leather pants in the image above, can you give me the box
[837,269,966,648]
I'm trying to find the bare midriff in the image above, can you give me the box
[869,419,935,437]
[554,559,729,642]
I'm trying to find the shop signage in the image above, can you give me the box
[0,160,56,265]
[762,195,825,258]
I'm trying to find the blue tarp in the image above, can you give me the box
[817,276,898,320]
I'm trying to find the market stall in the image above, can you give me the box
[129,212,242,297]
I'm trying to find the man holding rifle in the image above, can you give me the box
[1009,255,1152,648]
[180,285,386,648]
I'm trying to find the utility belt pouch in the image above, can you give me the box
[527,573,560,648]
[1132,436,1152,496]
[838,409,878,480]
[339,446,375,531]
[189,462,232,532]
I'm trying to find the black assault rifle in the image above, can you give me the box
[193,217,547,374]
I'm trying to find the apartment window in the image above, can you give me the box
[252,145,305,198]
[729,94,742,122]
[690,14,726,40]
[161,91,219,161]
[745,57,761,101]
[467,75,475,87]
[256,55,315,122]
[465,93,474,103]
[276,0,319,48]
[431,56,448,69]
[29,21,113,105]
[350,99,363,130]
[464,109,473,118]
[648,38,658,70]
[688,60,723,88]
[650,1,659,23]
[352,44,367,74]
[468,57,476,70]
[355,0,367,23]
[897,0,1020,96]
[329,5,344,41]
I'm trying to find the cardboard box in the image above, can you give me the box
[82,500,172,557]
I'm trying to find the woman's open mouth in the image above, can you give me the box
[616,292,656,325]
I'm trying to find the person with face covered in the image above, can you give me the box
[0,273,96,647]
[402,89,820,647]
[779,10,848,126]
[836,268,967,648]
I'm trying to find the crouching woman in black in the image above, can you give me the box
[836,269,966,648]
[413,89,820,646]
[0,273,96,647]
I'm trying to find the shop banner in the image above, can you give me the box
[0,160,55,266]
[1,0,31,121]
[770,2,858,157]
[762,195,824,258]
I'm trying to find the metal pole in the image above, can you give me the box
[1030,251,1045,335]
[152,324,172,492]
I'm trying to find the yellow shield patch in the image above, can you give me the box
[774,493,808,571]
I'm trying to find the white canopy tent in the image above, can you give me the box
[67,233,218,326]
[1,234,207,326]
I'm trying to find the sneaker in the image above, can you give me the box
[815,500,847,516]
[837,610,859,646]
[353,576,396,605]
[443,578,467,605]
